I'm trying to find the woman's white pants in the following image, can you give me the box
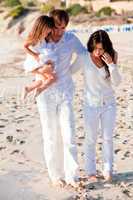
[36,90,78,183]
[84,102,116,176]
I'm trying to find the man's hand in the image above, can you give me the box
[45,60,54,69]
[37,63,55,74]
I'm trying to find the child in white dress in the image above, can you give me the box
[23,15,57,99]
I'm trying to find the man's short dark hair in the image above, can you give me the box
[49,9,69,26]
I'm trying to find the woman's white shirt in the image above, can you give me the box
[71,52,121,106]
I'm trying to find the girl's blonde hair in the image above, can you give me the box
[26,15,54,46]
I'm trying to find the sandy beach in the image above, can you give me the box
[0,29,133,200]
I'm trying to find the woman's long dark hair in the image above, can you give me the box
[87,30,115,78]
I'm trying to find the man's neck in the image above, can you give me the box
[52,38,60,43]
[51,34,64,43]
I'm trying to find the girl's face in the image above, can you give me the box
[92,43,105,58]
[42,27,52,39]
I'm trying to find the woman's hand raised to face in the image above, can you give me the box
[101,52,113,65]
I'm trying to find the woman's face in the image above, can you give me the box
[92,43,105,58]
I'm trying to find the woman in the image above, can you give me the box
[71,30,121,181]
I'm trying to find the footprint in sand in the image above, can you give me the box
[0,123,6,127]
[6,135,13,143]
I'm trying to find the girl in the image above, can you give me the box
[23,15,57,99]
[71,30,121,182]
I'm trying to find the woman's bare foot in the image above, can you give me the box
[52,179,66,188]
[87,175,97,182]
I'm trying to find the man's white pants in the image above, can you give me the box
[84,102,116,175]
[36,90,78,183]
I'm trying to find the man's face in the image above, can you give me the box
[51,20,67,42]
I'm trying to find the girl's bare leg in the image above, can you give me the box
[32,64,53,75]
[22,80,42,99]
[34,74,56,97]
[23,65,56,99]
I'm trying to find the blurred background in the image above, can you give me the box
[1,0,133,33]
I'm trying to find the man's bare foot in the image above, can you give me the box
[103,172,112,182]
[52,179,66,188]
[66,180,80,189]
[104,174,112,182]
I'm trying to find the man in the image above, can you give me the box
[36,9,85,187]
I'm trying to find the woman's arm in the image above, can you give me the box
[108,63,121,87]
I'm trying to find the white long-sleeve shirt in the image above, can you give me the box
[37,32,86,100]
[71,51,121,106]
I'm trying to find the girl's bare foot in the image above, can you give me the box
[22,87,29,100]
[33,88,42,98]
[33,87,46,98]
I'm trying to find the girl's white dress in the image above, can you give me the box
[23,41,57,73]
